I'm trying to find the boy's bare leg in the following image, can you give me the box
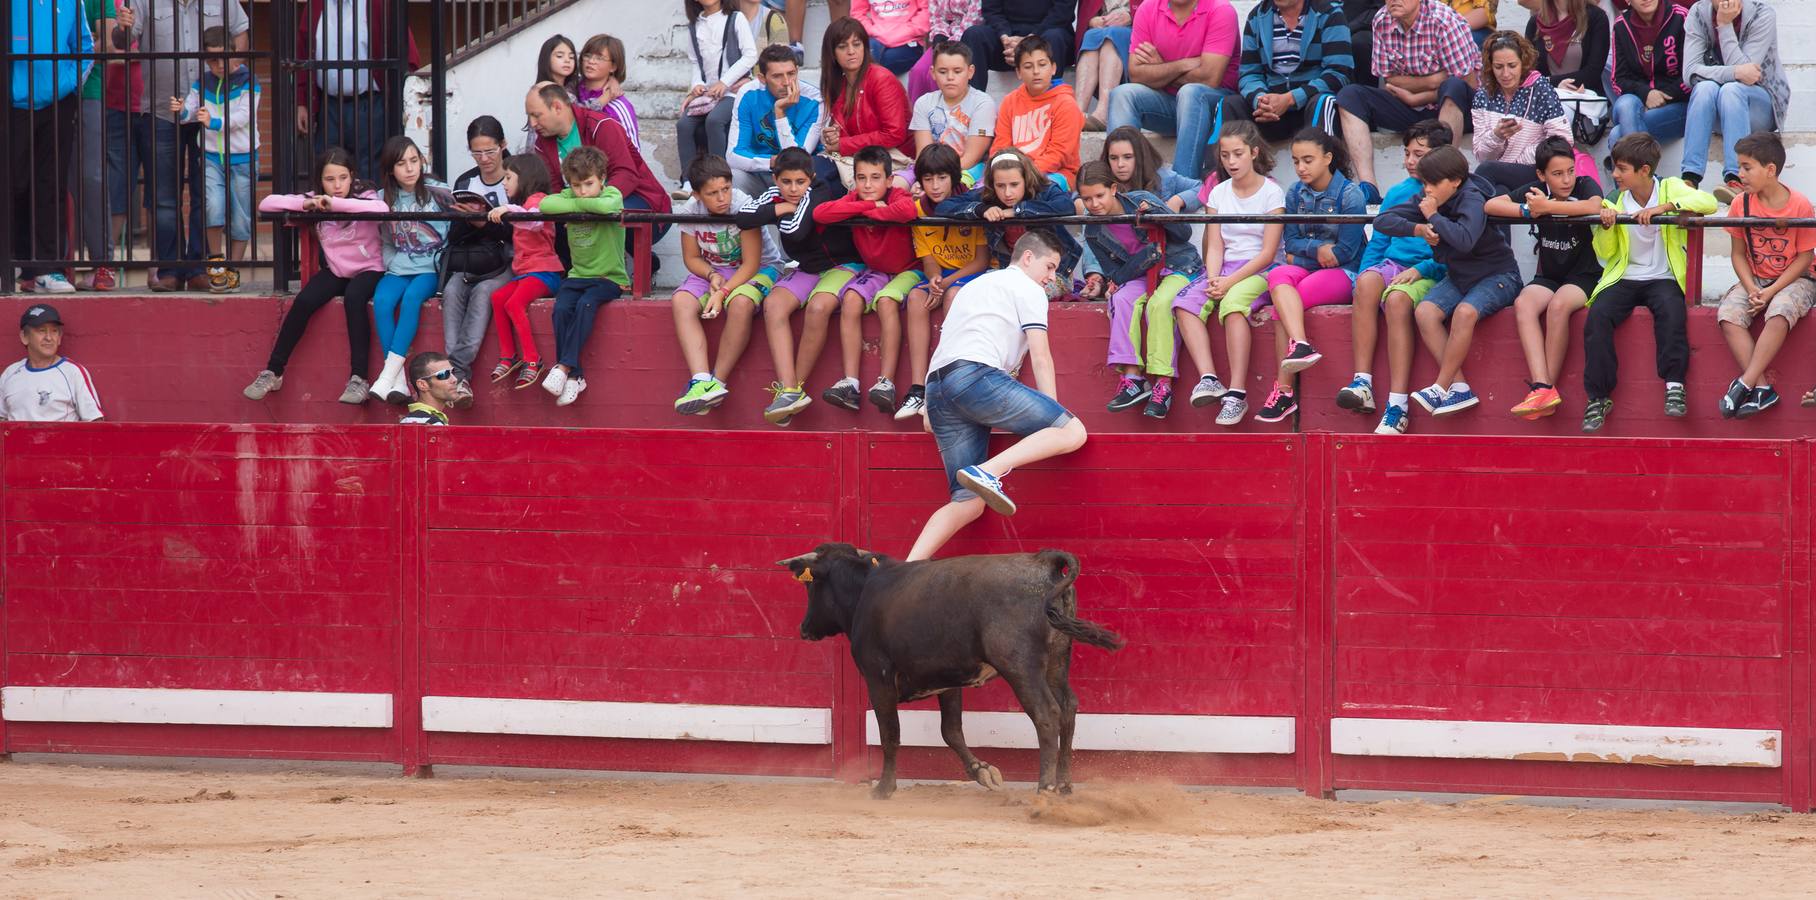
[712,295,760,382]
[876,297,901,385]
[837,291,864,381]
[1351,271,1385,376]
[907,499,986,561]
[1513,285,1554,386]
[1384,290,1417,395]
[906,288,933,385]
[1223,313,1252,394]
[1741,317,1791,387]
[794,290,838,386]
[1544,287,1588,385]
[671,290,711,374]
[764,289,801,387]
[1175,309,1217,378]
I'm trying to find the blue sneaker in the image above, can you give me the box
[1360,182,1383,206]
[1413,385,1447,413]
[1374,405,1409,435]
[1336,377,1376,413]
[1431,387,1479,416]
[956,466,1017,516]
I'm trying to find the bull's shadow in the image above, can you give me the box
[777,543,1124,798]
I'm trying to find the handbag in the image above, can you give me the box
[1558,88,1611,147]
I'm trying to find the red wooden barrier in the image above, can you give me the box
[0,423,1810,810]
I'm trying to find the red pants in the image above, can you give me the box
[490,275,554,362]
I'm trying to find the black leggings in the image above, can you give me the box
[266,269,382,378]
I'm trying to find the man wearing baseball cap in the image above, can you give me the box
[0,305,104,422]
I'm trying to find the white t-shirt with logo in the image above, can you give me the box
[928,266,1049,374]
[678,189,784,269]
[1622,179,1672,282]
[0,357,103,422]
[910,87,996,153]
[1206,176,1287,264]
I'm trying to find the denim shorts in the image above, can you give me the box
[927,360,1074,503]
[1422,271,1522,319]
[205,157,255,242]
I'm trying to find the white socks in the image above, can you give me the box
[1388,392,1410,409]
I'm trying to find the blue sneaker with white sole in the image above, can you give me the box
[1374,404,1409,435]
[956,465,1016,516]
[1431,388,1479,416]
[1412,386,1447,413]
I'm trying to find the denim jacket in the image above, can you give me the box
[1083,190,1205,284]
[936,181,1082,276]
[1282,171,1368,272]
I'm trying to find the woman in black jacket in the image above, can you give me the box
[1607,0,1689,145]
[440,116,519,404]
[1521,0,1611,96]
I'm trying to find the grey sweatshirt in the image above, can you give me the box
[1683,0,1789,128]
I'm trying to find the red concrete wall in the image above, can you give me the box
[7,295,1811,438]
[3,422,1813,808]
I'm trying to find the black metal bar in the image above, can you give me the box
[263,211,1756,228]
[430,0,447,182]
[1,5,14,295]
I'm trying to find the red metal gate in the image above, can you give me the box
[0,423,1808,810]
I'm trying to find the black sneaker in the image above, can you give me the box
[1106,376,1150,412]
[867,377,897,414]
[1737,385,1780,419]
[1253,386,1298,423]
[1142,379,1173,419]
[1680,171,1702,189]
[1664,384,1687,418]
[822,380,862,411]
[1721,378,1750,419]
[1278,340,1322,376]
[1582,397,1613,433]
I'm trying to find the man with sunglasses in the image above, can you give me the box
[399,351,457,425]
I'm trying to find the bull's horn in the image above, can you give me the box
[775,552,820,568]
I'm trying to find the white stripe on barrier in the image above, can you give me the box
[0,686,394,729]
[421,696,833,745]
[865,710,1297,754]
[1330,718,1782,768]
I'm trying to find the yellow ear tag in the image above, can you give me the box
[795,569,814,583]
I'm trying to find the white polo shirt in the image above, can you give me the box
[928,266,1050,374]
[0,357,104,422]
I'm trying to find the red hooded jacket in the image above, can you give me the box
[813,185,919,272]
[533,107,672,214]
[824,64,914,157]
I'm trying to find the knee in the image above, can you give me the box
[1384,293,1411,315]
[725,294,759,319]
[1061,416,1088,451]
[670,292,698,314]
[1453,303,1478,324]
[1438,77,1471,110]
[1718,80,1749,103]
[806,293,838,317]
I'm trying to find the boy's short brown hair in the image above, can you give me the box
[1735,131,1787,174]
[202,25,227,49]
[1609,133,1662,175]
[562,145,609,185]
[1416,145,1469,185]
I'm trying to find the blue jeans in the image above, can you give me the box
[1682,80,1774,181]
[148,116,206,279]
[106,108,152,218]
[553,277,623,378]
[373,272,439,357]
[1609,92,1687,146]
[1424,271,1522,319]
[870,40,922,75]
[317,92,382,191]
[205,157,256,243]
[1106,81,1220,180]
[926,360,1074,503]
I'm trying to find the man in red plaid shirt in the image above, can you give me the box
[1334,0,1479,194]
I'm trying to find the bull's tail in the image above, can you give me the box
[1037,549,1125,652]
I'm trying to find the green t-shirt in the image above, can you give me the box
[538,187,628,284]
[81,0,118,101]
[556,124,582,160]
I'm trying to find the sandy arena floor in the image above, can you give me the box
[3,761,1816,898]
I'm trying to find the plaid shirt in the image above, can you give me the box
[1371,0,1480,81]
[929,0,982,38]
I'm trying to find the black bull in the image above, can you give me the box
[777,543,1124,798]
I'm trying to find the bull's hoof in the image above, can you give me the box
[971,763,1004,792]
[1058,781,1074,796]
[870,781,897,800]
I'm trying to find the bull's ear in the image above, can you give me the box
[794,567,814,583]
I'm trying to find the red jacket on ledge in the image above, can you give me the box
[812,185,919,273]
[533,107,672,214]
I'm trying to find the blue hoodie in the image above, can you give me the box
[12,0,92,109]
[1358,176,1447,283]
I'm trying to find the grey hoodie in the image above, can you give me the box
[1683,0,1789,128]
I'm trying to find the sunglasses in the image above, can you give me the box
[428,368,456,381]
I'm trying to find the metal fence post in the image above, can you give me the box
[429,0,447,182]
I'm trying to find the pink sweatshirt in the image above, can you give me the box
[499,192,564,276]
[853,0,929,49]
[258,190,388,279]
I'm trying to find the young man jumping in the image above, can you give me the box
[907,230,1088,561]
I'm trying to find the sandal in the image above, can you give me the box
[1802,386,1816,407]
[515,359,544,390]
[491,357,522,383]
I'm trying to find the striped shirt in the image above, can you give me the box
[1371,0,1481,81]
[1271,17,1304,75]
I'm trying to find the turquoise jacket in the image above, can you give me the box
[11,0,92,109]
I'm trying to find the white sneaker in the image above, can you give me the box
[367,368,393,402]
[1215,394,1248,426]
[243,369,282,400]
[34,274,76,294]
[556,377,586,407]
[893,391,926,420]
[543,365,569,396]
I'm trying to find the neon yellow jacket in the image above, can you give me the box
[1589,176,1718,303]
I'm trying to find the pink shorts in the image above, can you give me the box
[843,268,892,302]
[1264,264,1356,309]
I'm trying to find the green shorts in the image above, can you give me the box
[1382,277,1436,305]
[1202,274,1273,322]
[686,265,781,308]
[866,270,934,311]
